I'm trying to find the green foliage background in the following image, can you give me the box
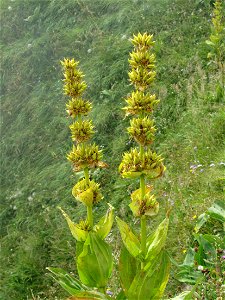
[0,0,224,299]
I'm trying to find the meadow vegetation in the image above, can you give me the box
[0,0,224,299]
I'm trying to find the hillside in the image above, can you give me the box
[0,0,224,299]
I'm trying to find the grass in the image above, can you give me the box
[0,0,224,299]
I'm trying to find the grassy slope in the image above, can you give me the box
[0,0,224,299]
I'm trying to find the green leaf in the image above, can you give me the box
[207,200,225,223]
[77,232,113,288]
[118,246,138,296]
[182,248,195,267]
[194,213,210,233]
[94,204,114,239]
[144,217,169,270]
[47,267,85,295]
[58,207,88,242]
[195,234,217,266]
[116,217,141,258]
[128,251,170,300]
[176,265,203,284]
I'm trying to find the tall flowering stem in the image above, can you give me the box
[117,33,170,299]
[48,58,114,296]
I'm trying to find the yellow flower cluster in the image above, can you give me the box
[66,98,92,118]
[69,120,94,143]
[67,143,106,171]
[127,117,156,146]
[123,91,159,116]
[130,186,159,217]
[119,148,165,179]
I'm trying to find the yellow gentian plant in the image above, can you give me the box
[116,33,171,299]
[48,58,114,298]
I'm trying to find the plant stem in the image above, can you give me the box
[87,205,93,228]
[141,215,147,269]
[84,167,90,184]
[84,167,92,227]
[140,169,147,269]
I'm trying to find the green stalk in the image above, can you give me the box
[140,145,147,268]
[87,205,93,228]
[84,167,93,227]
[84,167,90,185]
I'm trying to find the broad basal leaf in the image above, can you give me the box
[128,251,170,300]
[118,246,138,296]
[145,217,169,270]
[207,200,225,223]
[77,232,113,288]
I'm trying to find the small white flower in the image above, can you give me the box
[198,265,204,271]
[8,6,12,10]
[87,49,92,54]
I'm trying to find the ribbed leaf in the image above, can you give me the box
[77,233,113,288]
[116,217,141,258]
[145,217,169,270]
[207,200,225,223]
[128,251,170,300]
[118,246,138,296]
[94,204,114,239]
